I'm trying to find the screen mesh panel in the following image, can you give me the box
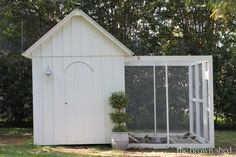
[125,66,154,132]
[155,66,167,133]
[191,65,196,98]
[199,64,203,99]
[124,59,212,145]
[168,66,189,133]
[200,102,204,138]
[193,102,197,134]
[207,111,210,141]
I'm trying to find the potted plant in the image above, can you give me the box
[109,91,129,150]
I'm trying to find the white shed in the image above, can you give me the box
[23,9,214,149]
[23,9,132,145]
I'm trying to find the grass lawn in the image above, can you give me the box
[0,128,235,157]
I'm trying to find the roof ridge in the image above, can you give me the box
[22,9,133,58]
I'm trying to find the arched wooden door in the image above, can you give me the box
[64,61,95,144]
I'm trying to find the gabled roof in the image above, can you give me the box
[22,9,133,58]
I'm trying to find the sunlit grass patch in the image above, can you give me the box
[0,128,236,157]
[0,128,32,136]
[215,131,236,148]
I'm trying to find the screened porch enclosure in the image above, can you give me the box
[125,56,214,149]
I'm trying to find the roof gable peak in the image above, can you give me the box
[22,9,133,58]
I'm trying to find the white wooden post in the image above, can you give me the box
[165,64,169,144]
[153,65,157,135]
[195,64,200,137]
[189,66,193,133]
[202,62,208,142]
[208,58,215,147]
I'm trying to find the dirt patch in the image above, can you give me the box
[49,146,235,157]
[0,129,235,157]
[0,133,32,147]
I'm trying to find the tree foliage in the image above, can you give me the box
[0,0,235,129]
[0,54,32,127]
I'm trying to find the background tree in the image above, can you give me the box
[0,54,32,127]
[0,0,235,129]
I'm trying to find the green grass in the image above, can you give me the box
[0,128,31,135]
[215,131,236,148]
[0,143,100,157]
[0,128,236,157]
[0,128,99,157]
[0,144,86,157]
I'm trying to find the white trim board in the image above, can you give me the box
[125,56,212,61]
[128,143,214,149]
[125,56,212,66]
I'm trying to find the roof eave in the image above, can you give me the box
[22,9,134,58]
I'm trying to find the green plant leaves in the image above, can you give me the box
[110,112,129,124]
[112,125,128,132]
[109,91,129,132]
[108,91,128,111]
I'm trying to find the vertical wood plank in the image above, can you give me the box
[80,18,91,55]
[90,23,94,56]
[102,57,113,143]
[32,47,42,57]
[42,57,54,144]
[64,57,73,143]
[41,37,52,57]
[53,57,66,144]
[102,35,111,55]
[91,57,106,143]
[92,27,102,56]
[52,28,63,56]
[112,57,124,91]
[63,19,72,56]
[32,57,44,145]
[71,17,81,56]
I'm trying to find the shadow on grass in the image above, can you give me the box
[1,128,236,156]
[0,128,32,136]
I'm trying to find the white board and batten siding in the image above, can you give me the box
[26,10,215,149]
[31,15,128,145]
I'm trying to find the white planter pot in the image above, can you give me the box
[111,132,129,150]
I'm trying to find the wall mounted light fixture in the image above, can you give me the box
[45,65,52,77]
